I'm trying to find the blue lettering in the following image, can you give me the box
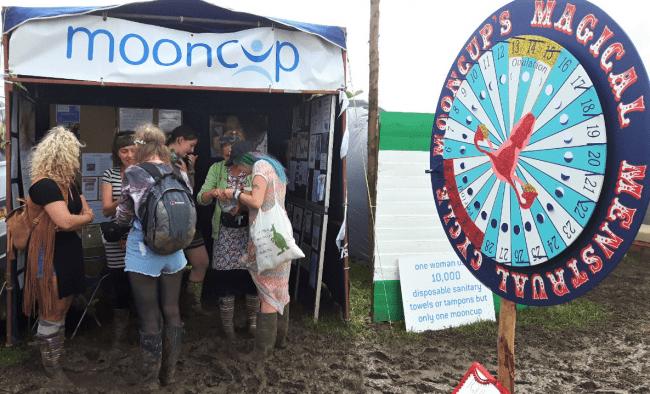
[276,41,299,82]
[67,26,114,62]
[153,39,181,66]
[187,43,212,67]
[217,40,238,69]
[120,34,149,65]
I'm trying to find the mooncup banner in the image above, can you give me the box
[8,15,345,91]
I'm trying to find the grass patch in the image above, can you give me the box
[0,346,30,368]
[303,260,612,341]
[517,298,611,330]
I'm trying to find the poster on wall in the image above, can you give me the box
[82,153,113,177]
[158,109,182,132]
[119,108,153,131]
[56,105,80,123]
[81,177,99,201]
[430,0,650,307]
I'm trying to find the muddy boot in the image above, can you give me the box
[219,296,236,340]
[238,312,277,363]
[245,294,260,338]
[111,309,130,348]
[57,325,66,356]
[36,332,73,386]
[186,280,208,315]
[159,324,183,387]
[139,330,162,388]
[275,303,290,349]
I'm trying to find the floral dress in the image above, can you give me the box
[212,170,249,270]
[247,160,291,314]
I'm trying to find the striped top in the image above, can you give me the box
[102,167,127,269]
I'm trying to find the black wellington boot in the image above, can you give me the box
[238,312,277,363]
[139,330,162,388]
[159,323,183,387]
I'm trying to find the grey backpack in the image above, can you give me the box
[138,162,197,255]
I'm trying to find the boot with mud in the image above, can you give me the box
[36,332,74,386]
[111,309,130,349]
[159,324,183,387]
[139,330,162,389]
[275,303,290,349]
[219,296,236,340]
[186,280,208,315]
[245,293,260,338]
[238,312,277,363]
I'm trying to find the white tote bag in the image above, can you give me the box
[250,193,304,273]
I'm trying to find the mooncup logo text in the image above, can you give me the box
[67,27,300,83]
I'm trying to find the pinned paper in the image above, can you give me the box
[338,90,350,117]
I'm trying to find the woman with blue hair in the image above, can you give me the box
[217,141,291,362]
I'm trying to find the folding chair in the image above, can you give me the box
[71,269,110,339]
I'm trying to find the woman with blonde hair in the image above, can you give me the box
[25,126,94,385]
[116,124,189,387]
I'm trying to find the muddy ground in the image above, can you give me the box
[1,249,650,394]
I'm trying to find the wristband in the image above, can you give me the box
[234,189,242,201]
[188,171,195,176]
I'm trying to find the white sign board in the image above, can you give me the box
[398,253,495,332]
[9,15,344,91]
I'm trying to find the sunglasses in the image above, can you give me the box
[116,130,135,137]
[220,135,238,144]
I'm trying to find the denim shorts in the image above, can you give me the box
[124,228,187,277]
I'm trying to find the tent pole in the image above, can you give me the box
[4,29,14,347]
[368,0,380,321]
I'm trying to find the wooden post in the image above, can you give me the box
[368,0,380,321]
[497,298,517,393]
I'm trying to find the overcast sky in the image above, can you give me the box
[3,0,650,113]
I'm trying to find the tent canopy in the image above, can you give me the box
[2,0,346,50]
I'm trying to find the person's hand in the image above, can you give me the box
[118,237,128,249]
[214,188,227,201]
[187,154,197,171]
[82,209,94,223]
[230,203,240,216]
[175,159,188,173]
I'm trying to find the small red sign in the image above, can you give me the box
[453,362,510,394]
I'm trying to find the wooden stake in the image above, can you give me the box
[368,0,380,321]
[497,298,516,393]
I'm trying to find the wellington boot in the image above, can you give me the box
[275,303,290,349]
[159,324,183,387]
[238,312,277,363]
[245,294,260,338]
[186,281,209,315]
[36,333,74,387]
[139,330,162,388]
[111,309,130,349]
[219,296,236,340]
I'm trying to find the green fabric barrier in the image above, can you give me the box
[379,111,435,152]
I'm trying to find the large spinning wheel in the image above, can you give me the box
[443,35,606,266]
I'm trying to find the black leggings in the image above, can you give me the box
[128,271,183,334]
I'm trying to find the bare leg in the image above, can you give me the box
[259,292,278,313]
[185,246,209,282]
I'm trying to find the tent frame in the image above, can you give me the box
[3,9,350,346]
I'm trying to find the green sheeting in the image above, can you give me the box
[379,111,436,152]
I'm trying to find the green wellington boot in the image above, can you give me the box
[159,323,183,387]
[238,312,277,363]
[186,280,208,315]
[275,303,290,349]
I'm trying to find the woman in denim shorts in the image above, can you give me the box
[116,124,189,388]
